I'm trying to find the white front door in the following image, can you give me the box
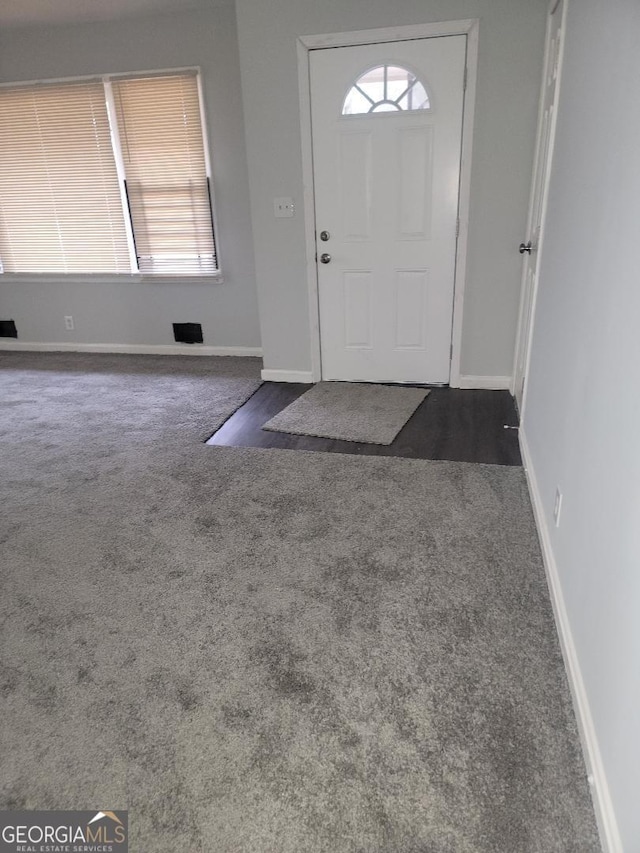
[513,0,566,411]
[310,36,466,383]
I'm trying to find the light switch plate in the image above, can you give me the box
[274,197,294,218]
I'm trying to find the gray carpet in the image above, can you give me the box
[262,381,430,444]
[0,352,600,853]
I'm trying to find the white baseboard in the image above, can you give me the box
[261,368,314,383]
[455,374,512,390]
[519,428,621,853]
[0,340,262,358]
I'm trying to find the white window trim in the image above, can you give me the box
[103,77,139,273]
[0,66,223,282]
[196,71,223,275]
[0,273,224,286]
[0,65,202,92]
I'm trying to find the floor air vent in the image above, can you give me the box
[173,322,203,344]
[0,319,18,338]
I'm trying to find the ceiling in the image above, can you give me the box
[0,0,228,28]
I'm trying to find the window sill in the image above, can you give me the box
[0,273,224,285]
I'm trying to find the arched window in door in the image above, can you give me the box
[342,64,430,115]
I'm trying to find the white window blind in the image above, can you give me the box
[0,81,131,274]
[0,71,218,278]
[112,73,218,275]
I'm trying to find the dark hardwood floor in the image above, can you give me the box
[206,382,521,466]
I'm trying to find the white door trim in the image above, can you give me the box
[511,0,568,411]
[297,20,479,384]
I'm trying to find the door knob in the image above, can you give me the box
[519,241,533,254]
[319,253,331,264]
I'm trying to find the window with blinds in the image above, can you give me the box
[112,74,217,275]
[0,81,131,274]
[0,71,218,277]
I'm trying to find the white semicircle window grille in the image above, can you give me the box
[342,64,430,115]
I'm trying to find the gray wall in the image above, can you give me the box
[0,4,261,350]
[523,0,640,847]
[235,0,547,377]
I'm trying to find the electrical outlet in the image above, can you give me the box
[64,315,74,331]
[553,487,563,527]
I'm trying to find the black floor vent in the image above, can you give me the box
[173,322,203,344]
[0,319,18,338]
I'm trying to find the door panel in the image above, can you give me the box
[397,126,433,239]
[394,270,428,349]
[310,37,466,383]
[340,132,373,239]
[344,272,373,348]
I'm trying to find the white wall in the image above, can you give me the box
[522,0,640,848]
[0,4,261,350]
[235,0,547,377]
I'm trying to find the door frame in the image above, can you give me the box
[296,20,479,384]
[511,0,568,413]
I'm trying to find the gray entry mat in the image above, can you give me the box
[262,381,430,444]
